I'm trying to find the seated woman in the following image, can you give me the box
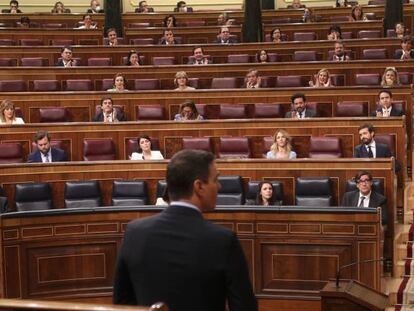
[93,96,126,122]
[381,67,400,88]
[174,71,195,91]
[395,22,406,39]
[0,99,24,124]
[126,50,143,66]
[78,14,97,29]
[254,181,277,206]
[174,100,204,121]
[327,25,342,40]
[309,68,332,87]
[266,129,297,159]
[163,15,177,28]
[107,73,128,92]
[270,27,283,43]
[256,49,269,63]
[349,5,367,21]
[130,135,164,160]
[51,1,71,13]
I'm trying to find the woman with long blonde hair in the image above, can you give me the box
[266,129,297,159]
[0,99,24,124]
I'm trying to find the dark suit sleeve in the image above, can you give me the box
[340,192,349,206]
[225,233,257,311]
[379,196,388,226]
[113,242,138,305]
[118,112,127,121]
[394,51,402,59]
[353,146,362,158]
[60,150,68,161]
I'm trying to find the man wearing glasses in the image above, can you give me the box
[341,170,387,225]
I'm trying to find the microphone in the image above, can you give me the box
[335,258,385,288]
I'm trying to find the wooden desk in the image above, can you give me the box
[0,13,105,28]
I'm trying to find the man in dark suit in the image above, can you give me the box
[354,123,392,158]
[113,150,257,311]
[285,92,317,118]
[371,89,404,117]
[341,170,387,225]
[330,40,351,61]
[56,46,78,67]
[394,35,414,60]
[135,1,154,12]
[93,97,126,122]
[187,46,212,65]
[2,0,22,13]
[27,131,68,163]
[158,29,179,45]
[213,26,239,44]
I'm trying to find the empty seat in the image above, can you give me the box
[219,104,247,119]
[218,137,251,159]
[308,136,342,158]
[0,58,17,66]
[136,105,165,120]
[188,78,199,89]
[50,39,74,46]
[0,39,15,46]
[134,79,161,90]
[182,137,212,152]
[42,23,65,28]
[83,139,116,161]
[64,181,101,208]
[128,22,151,28]
[87,57,112,66]
[293,51,317,61]
[39,107,68,122]
[341,32,353,39]
[227,54,250,63]
[65,79,93,91]
[0,143,23,163]
[33,80,60,91]
[295,177,333,206]
[386,29,396,38]
[152,57,176,65]
[293,32,316,41]
[129,38,154,45]
[20,57,49,67]
[250,103,282,118]
[267,53,279,62]
[112,180,148,206]
[211,77,238,89]
[155,180,167,205]
[354,74,380,86]
[19,39,43,46]
[101,79,114,91]
[399,72,413,85]
[271,17,291,24]
[335,101,367,117]
[358,30,381,39]
[330,16,349,22]
[0,80,26,92]
[362,49,387,60]
[245,181,284,205]
[275,75,303,87]
[216,175,244,205]
[375,134,396,155]
[15,182,53,211]
[184,20,205,26]
[330,74,345,86]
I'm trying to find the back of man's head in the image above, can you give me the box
[167,150,215,201]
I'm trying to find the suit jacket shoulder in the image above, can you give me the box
[27,150,41,163]
[51,147,68,162]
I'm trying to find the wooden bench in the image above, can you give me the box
[0,13,105,28]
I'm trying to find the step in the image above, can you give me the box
[404,212,413,224]
[385,276,404,306]
[397,243,410,261]
[395,260,409,278]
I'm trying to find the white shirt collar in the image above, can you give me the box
[41,149,52,162]
[170,201,201,213]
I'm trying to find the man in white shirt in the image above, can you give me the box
[187,46,211,65]
[372,89,404,117]
[285,92,317,119]
[331,40,350,61]
[245,69,261,88]
[56,46,77,67]
[27,131,68,163]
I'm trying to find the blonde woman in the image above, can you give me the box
[266,129,297,159]
[0,99,24,124]
[381,67,400,88]
[174,71,195,91]
[309,68,332,87]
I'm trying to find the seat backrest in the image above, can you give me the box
[42,23,66,28]
[64,181,102,208]
[345,179,384,195]
[128,22,151,28]
[0,39,15,46]
[211,77,238,89]
[156,180,167,199]
[39,107,68,123]
[386,29,396,37]
[65,79,93,91]
[375,134,396,155]
[275,75,304,87]
[362,48,387,60]
[262,136,274,157]
[19,39,43,46]
[20,57,49,67]
[87,57,112,66]
[218,137,251,159]
[227,54,250,63]
[295,177,332,206]
[83,139,116,161]
[216,175,244,205]
[245,181,284,205]
[250,103,282,118]
[0,80,27,92]
[50,39,74,46]
[358,30,381,39]
[0,143,23,164]
[182,137,212,152]
[330,16,349,22]
[15,182,53,211]
[308,136,342,158]
[293,32,316,41]
[112,180,148,206]
[33,80,60,92]
[152,56,176,65]
[335,101,368,117]
[134,79,161,90]
[399,72,413,85]
[188,77,199,89]
[129,38,154,45]
[293,51,317,61]
[354,73,380,86]
[219,104,247,119]
[136,105,165,120]
[0,58,17,66]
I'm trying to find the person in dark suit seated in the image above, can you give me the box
[213,26,238,44]
[244,69,261,88]
[187,46,211,65]
[354,123,392,158]
[56,46,78,67]
[106,28,119,46]
[341,170,387,225]
[113,149,257,311]
[135,0,154,13]
[371,89,404,117]
[287,0,306,9]
[158,29,178,45]
[87,0,104,13]
[285,92,317,119]
[174,0,192,12]
[2,0,22,13]
[27,131,68,163]
[93,96,126,122]
[330,40,351,61]
[394,36,414,60]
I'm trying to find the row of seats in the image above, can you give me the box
[5,175,384,212]
[1,73,411,92]
[10,100,406,123]
[0,134,396,163]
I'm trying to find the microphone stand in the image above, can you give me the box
[336,258,385,288]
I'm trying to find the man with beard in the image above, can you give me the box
[331,40,350,61]
[354,123,392,158]
[27,131,68,163]
[187,46,212,65]
[285,92,316,119]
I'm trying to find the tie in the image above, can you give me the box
[367,146,374,158]
[44,154,50,163]
[358,196,366,207]
[298,111,303,119]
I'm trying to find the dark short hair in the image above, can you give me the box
[401,35,413,44]
[20,16,30,25]
[290,92,306,103]
[138,0,146,6]
[10,0,18,6]
[126,49,143,65]
[33,130,50,143]
[107,27,117,35]
[137,135,151,153]
[83,14,91,20]
[192,46,204,54]
[60,45,72,53]
[329,24,342,36]
[378,89,392,98]
[354,170,373,182]
[100,96,113,106]
[358,123,374,133]
[167,149,215,201]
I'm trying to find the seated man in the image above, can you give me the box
[19,16,30,28]
[330,40,350,61]
[371,89,404,117]
[285,92,316,119]
[2,0,22,13]
[341,170,387,225]
[287,0,306,9]
[354,123,392,158]
[28,131,68,163]
[87,0,104,13]
[394,22,406,39]
[394,35,414,60]
[93,96,126,122]
[159,29,178,45]
[135,0,154,13]
[245,69,261,88]
[106,28,119,46]
[56,46,78,67]
[174,0,192,12]
[213,26,238,44]
[187,46,211,65]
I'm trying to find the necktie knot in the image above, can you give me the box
[367,145,373,158]
[359,196,366,207]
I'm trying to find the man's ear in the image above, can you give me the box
[193,179,204,196]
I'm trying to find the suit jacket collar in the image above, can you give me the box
[163,205,204,219]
